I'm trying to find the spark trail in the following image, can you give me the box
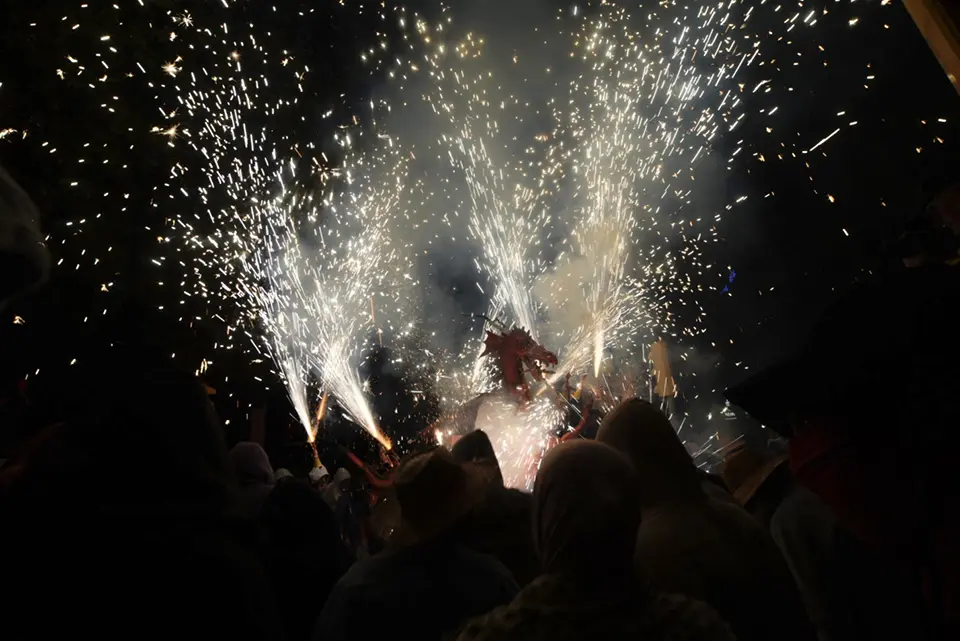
[152,7,403,449]
[9,0,914,476]
[399,2,759,485]
[34,2,407,447]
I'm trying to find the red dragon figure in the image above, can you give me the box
[478,316,558,404]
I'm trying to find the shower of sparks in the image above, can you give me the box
[398,1,770,482]
[245,183,403,450]
[148,7,407,450]
[7,0,917,479]
[25,1,410,448]
[378,0,906,484]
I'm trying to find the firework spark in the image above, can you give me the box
[9,0,912,478]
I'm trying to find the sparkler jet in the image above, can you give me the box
[476,315,558,404]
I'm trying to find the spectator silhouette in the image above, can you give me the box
[313,447,517,641]
[230,441,277,519]
[598,398,815,641]
[456,440,735,641]
[0,344,282,640]
[261,479,353,641]
[451,429,539,586]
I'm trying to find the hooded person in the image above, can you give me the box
[451,429,502,484]
[308,464,331,488]
[261,479,354,641]
[725,265,960,639]
[456,441,735,641]
[230,441,277,519]
[322,467,352,510]
[450,430,539,586]
[0,164,49,307]
[0,343,281,640]
[312,447,517,641]
[0,165,49,454]
[322,466,360,549]
[598,398,816,641]
[895,183,960,268]
[724,445,844,641]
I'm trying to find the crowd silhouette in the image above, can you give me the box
[2,167,960,641]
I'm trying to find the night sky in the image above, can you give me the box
[1,0,958,462]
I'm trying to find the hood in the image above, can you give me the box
[534,441,640,578]
[0,165,49,303]
[597,399,704,509]
[309,465,330,482]
[332,467,351,485]
[322,467,352,506]
[229,442,275,487]
[452,429,504,486]
[457,574,731,641]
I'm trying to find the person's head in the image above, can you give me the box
[451,429,504,487]
[392,447,484,545]
[896,184,960,268]
[597,398,703,508]
[3,343,235,514]
[929,182,960,236]
[229,442,275,487]
[261,479,341,550]
[533,441,640,579]
[332,467,352,495]
[308,464,331,489]
[0,164,49,308]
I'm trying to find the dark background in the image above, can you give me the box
[1,0,958,466]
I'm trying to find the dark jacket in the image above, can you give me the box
[456,574,735,641]
[313,540,517,641]
[450,486,539,587]
[0,163,49,303]
[457,441,734,641]
[261,480,354,641]
[0,352,282,640]
[599,400,816,641]
[450,430,539,586]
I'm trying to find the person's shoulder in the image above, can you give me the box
[644,593,737,641]
[452,544,515,573]
[708,498,786,548]
[454,603,517,641]
[450,545,519,591]
[707,496,762,527]
[639,500,763,556]
[494,487,532,515]
[329,549,396,590]
[771,484,836,534]
[500,487,532,504]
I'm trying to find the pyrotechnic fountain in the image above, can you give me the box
[13,0,901,481]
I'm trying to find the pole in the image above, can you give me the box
[903,0,960,94]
